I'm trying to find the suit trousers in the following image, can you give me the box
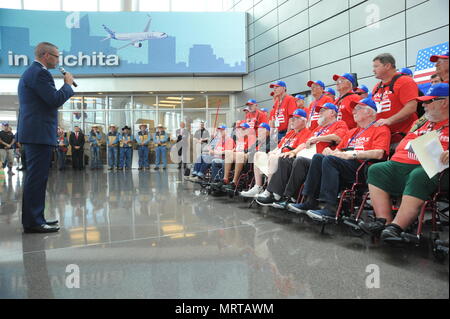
[22,144,52,228]
[72,149,84,169]
[267,156,311,199]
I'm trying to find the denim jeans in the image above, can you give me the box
[155,146,167,168]
[302,154,361,206]
[138,146,150,168]
[108,147,118,168]
[57,150,66,169]
[119,147,132,168]
[211,158,225,182]
[90,146,101,168]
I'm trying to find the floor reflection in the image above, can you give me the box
[0,168,447,299]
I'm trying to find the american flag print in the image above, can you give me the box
[414,42,448,92]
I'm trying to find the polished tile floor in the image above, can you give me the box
[0,167,448,299]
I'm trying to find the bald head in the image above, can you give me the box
[35,42,59,69]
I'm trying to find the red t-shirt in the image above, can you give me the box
[371,74,419,134]
[278,128,311,153]
[306,95,334,131]
[214,137,235,156]
[334,92,360,129]
[310,120,349,154]
[391,119,449,165]
[337,124,391,156]
[245,109,268,130]
[269,95,298,132]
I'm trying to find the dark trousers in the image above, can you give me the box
[20,145,27,169]
[302,154,361,206]
[72,149,84,169]
[267,156,311,199]
[22,144,52,228]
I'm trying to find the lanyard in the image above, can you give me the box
[346,121,376,147]
[309,94,323,118]
[316,121,336,137]
[335,92,356,105]
[275,96,286,117]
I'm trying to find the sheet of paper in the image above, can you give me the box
[410,131,448,179]
[297,144,317,159]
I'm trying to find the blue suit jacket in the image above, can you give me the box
[17,61,74,146]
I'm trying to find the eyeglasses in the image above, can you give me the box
[423,98,447,105]
[48,53,59,58]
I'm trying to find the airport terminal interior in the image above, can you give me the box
[0,0,449,299]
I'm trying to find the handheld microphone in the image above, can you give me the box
[59,67,78,87]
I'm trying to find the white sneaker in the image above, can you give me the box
[259,189,271,198]
[240,185,263,198]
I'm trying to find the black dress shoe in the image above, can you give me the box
[45,219,59,225]
[24,224,60,233]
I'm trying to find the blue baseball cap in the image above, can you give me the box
[325,88,336,96]
[307,80,325,89]
[269,80,287,88]
[357,85,369,93]
[333,73,355,85]
[430,51,449,62]
[416,83,449,101]
[259,122,271,131]
[319,103,339,113]
[1,122,9,126]
[260,107,269,112]
[399,68,413,76]
[350,98,378,112]
[240,122,251,129]
[217,125,227,130]
[291,109,307,118]
[295,94,305,100]
[246,99,258,105]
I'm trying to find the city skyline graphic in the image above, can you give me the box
[0,10,247,75]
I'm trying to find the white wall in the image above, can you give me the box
[231,0,449,108]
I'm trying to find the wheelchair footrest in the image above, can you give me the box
[400,232,421,245]
[342,217,360,230]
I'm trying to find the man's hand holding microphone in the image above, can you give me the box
[59,67,77,87]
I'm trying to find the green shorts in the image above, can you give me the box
[367,161,448,201]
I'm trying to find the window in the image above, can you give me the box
[139,0,170,12]
[0,0,21,9]
[23,0,60,11]
[62,0,97,12]
[83,96,107,110]
[99,0,121,12]
[109,96,132,109]
[182,96,206,109]
[158,95,182,109]
[171,0,207,12]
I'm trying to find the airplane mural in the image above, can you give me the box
[102,15,168,50]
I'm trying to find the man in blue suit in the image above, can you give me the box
[17,42,75,233]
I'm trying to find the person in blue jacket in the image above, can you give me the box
[135,124,152,170]
[17,42,75,233]
[88,125,104,169]
[154,124,170,170]
[107,124,119,170]
[119,126,134,170]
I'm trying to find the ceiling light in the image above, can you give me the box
[159,100,181,104]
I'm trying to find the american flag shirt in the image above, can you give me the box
[413,42,449,93]
[371,74,419,134]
